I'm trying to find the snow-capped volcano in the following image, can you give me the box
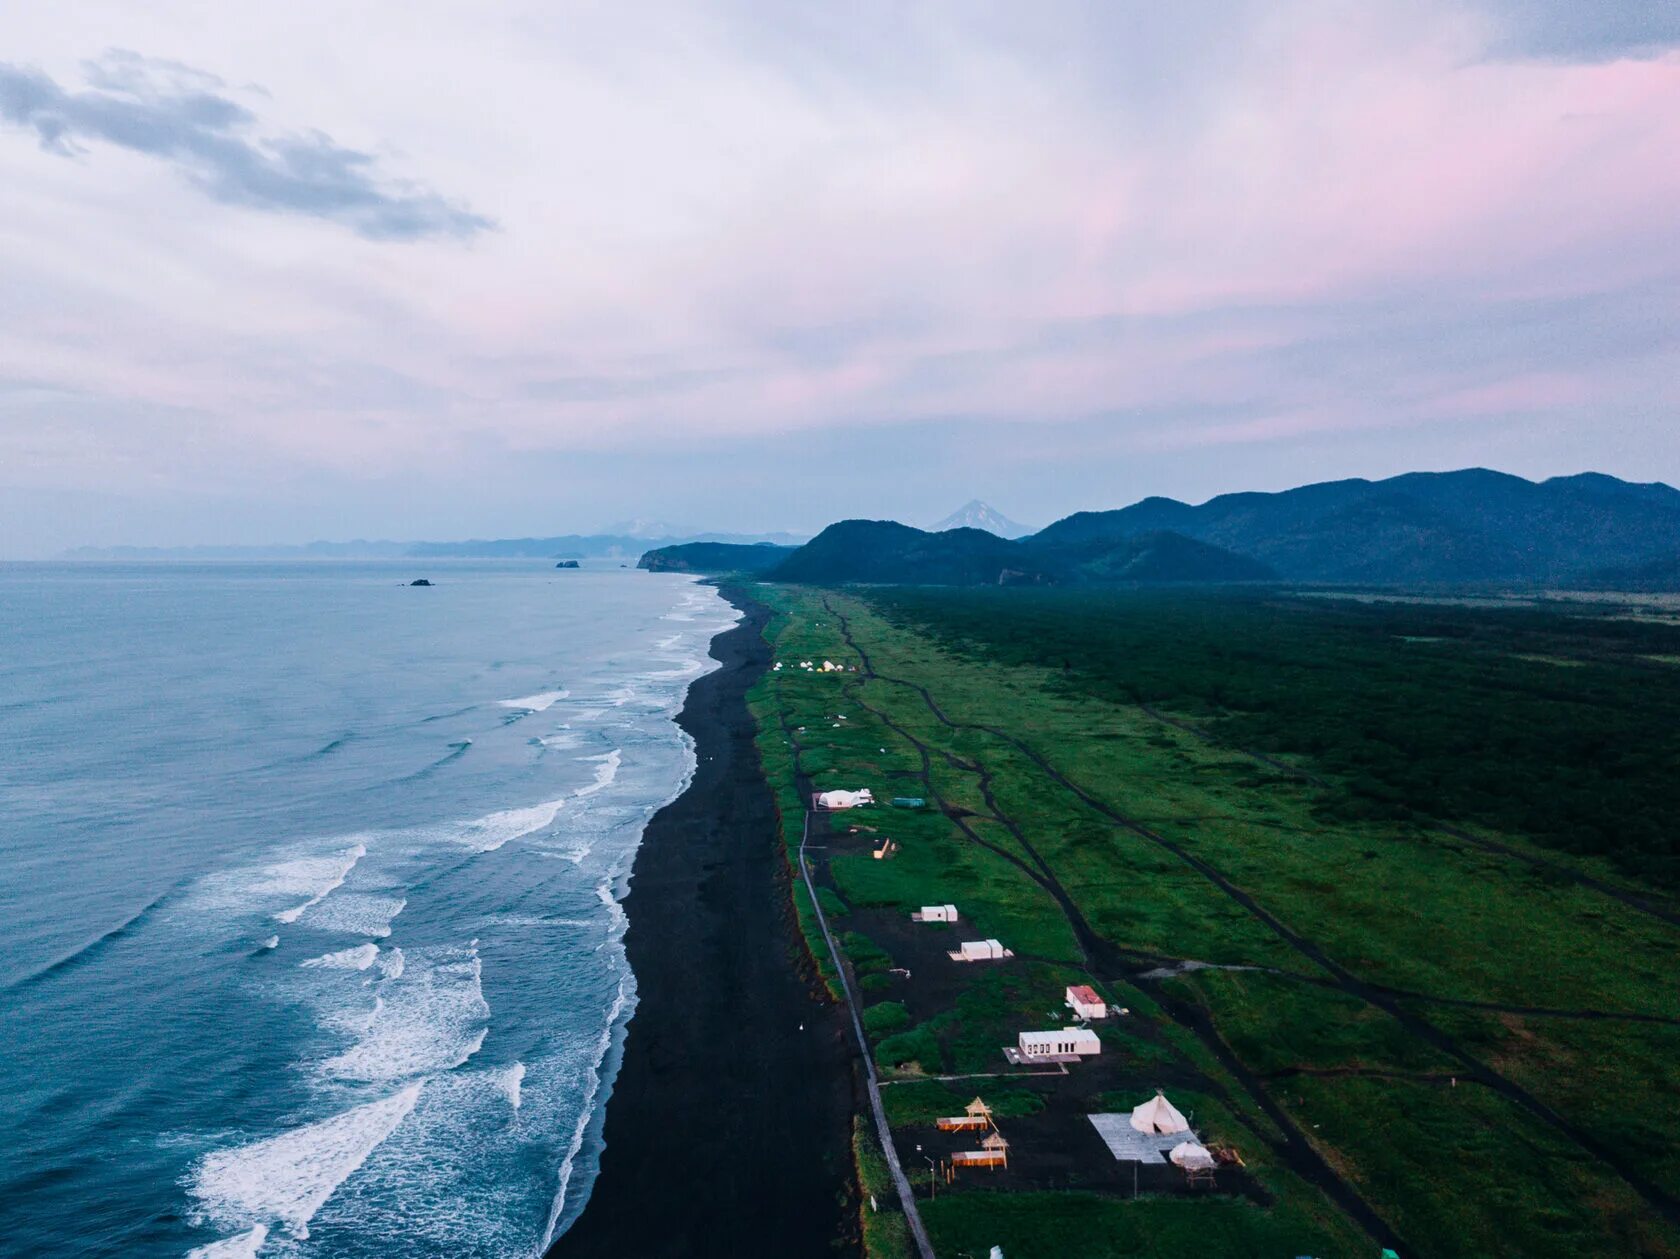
[930,500,1031,538]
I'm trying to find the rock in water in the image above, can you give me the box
[555,560,580,569]
[409,578,433,586]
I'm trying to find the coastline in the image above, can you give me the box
[551,584,857,1259]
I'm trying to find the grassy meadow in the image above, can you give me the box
[743,583,1680,1258]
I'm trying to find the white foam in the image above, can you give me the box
[573,751,622,800]
[258,937,279,951]
[450,799,566,853]
[319,944,489,1083]
[376,946,405,980]
[298,893,406,939]
[270,844,367,924]
[541,981,631,1250]
[300,944,379,971]
[497,1062,526,1112]
[538,731,584,750]
[189,1084,421,1240]
[595,877,628,940]
[184,1223,268,1258]
[498,690,568,712]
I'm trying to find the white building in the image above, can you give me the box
[815,788,874,810]
[954,938,1009,961]
[1065,984,1107,1020]
[915,904,959,923]
[1017,1028,1101,1058]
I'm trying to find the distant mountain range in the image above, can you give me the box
[66,529,808,562]
[68,469,1680,587]
[930,500,1031,538]
[638,469,1680,588]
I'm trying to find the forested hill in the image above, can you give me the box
[1034,468,1680,585]
[636,468,1680,587]
[636,541,797,573]
[763,520,1271,586]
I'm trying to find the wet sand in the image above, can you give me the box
[551,586,858,1259]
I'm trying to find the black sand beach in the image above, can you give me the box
[552,587,857,1259]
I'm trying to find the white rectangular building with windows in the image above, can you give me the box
[1018,1028,1101,1058]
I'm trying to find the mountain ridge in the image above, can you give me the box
[1032,468,1680,584]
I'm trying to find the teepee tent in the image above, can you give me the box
[1130,1091,1190,1135]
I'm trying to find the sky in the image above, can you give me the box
[2,1,1678,555]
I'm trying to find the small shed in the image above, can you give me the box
[1065,984,1107,1020]
[1130,1091,1190,1135]
[1017,1028,1101,1058]
[951,938,1010,962]
[913,904,959,923]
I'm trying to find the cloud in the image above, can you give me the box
[0,3,1677,554]
[1475,0,1680,62]
[0,49,491,239]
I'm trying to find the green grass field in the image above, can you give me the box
[745,583,1680,1258]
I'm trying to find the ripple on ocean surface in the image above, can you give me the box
[0,564,741,1259]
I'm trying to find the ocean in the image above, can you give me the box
[0,561,738,1259]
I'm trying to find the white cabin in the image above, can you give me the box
[1065,984,1107,1020]
[1018,1028,1101,1058]
[957,938,1007,961]
[916,904,959,923]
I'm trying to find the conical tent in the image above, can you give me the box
[1129,1091,1190,1135]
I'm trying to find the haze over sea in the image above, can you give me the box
[0,561,736,1259]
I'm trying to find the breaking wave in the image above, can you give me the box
[184,1223,268,1258]
[574,751,622,800]
[300,944,379,971]
[498,690,568,712]
[271,844,367,924]
[187,1084,422,1241]
[318,943,489,1084]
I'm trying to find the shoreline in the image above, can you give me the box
[550,584,857,1259]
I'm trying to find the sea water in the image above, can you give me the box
[0,561,738,1258]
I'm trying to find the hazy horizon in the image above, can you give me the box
[4,2,1678,558]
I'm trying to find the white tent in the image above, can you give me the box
[1169,1141,1216,1171]
[816,789,875,809]
[1129,1091,1190,1135]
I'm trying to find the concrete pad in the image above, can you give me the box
[1087,1113,1188,1163]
